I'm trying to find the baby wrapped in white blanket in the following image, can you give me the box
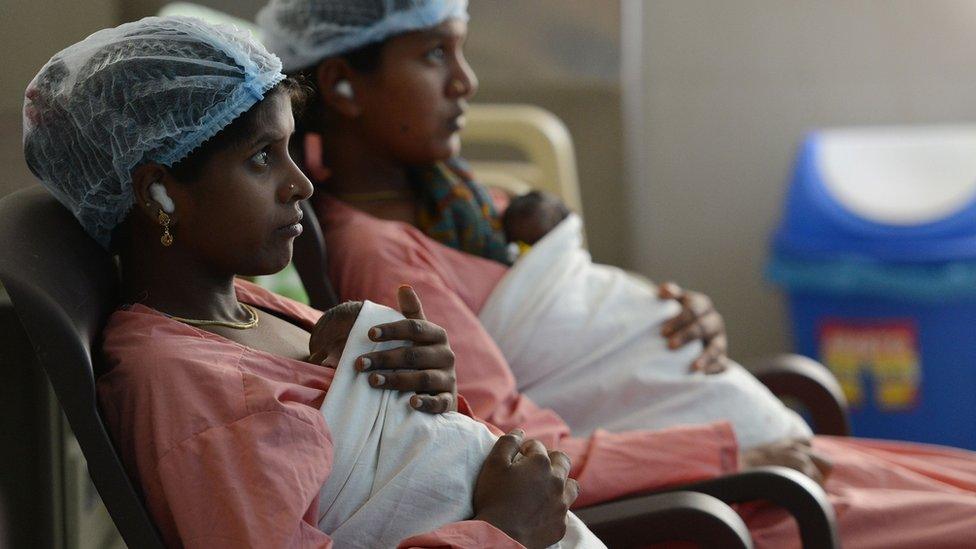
[317,300,604,548]
[480,214,811,450]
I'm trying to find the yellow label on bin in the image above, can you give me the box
[819,320,920,411]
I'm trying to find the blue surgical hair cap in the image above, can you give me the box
[257,0,469,72]
[22,15,285,249]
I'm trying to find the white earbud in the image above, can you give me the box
[149,182,175,214]
[335,80,354,99]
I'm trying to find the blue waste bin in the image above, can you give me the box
[768,127,976,450]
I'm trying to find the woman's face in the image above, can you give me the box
[169,92,314,276]
[354,18,479,165]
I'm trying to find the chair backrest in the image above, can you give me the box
[0,186,165,549]
[295,199,339,311]
[462,103,584,218]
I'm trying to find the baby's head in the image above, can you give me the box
[503,190,571,246]
[311,301,363,369]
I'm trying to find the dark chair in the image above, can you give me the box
[749,354,850,437]
[0,187,759,548]
[575,490,753,548]
[0,187,164,549]
[292,196,841,548]
[295,199,339,310]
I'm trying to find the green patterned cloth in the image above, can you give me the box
[413,158,511,265]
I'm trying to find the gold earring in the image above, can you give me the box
[157,211,173,247]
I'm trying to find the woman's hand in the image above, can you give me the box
[473,430,579,548]
[357,285,458,414]
[658,282,729,374]
[740,438,834,485]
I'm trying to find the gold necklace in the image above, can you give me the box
[167,303,260,330]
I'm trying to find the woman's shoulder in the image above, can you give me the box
[318,195,413,245]
[101,306,242,375]
[98,306,256,461]
[99,307,250,415]
[317,196,432,263]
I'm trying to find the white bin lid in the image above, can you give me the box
[816,126,976,226]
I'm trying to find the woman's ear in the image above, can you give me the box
[132,164,176,220]
[316,58,362,119]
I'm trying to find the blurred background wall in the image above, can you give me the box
[624,0,976,362]
[5,0,976,360]
[0,1,117,198]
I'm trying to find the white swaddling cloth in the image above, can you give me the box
[479,215,811,450]
[318,300,604,548]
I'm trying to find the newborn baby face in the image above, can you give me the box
[503,190,571,246]
[310,301,364,369]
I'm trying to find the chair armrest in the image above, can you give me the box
[750,353,850,437]
[575,491,753,548]
[674,466,840,549]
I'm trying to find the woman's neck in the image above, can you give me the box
[320,129,411,195]
[119,236,243,322]
[318,128,421,225]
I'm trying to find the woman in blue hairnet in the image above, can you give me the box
[23,16,586,548]
[257,2,976,547]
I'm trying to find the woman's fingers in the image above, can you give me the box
[357,344,453,372]
[519,439,550,460]
[658,286,729,372]
[809,450,834,481]
[409,393,456,414]
[547,450,579,508]
[657,281,684,301]
[670,321,705,350]
[353,286,458,414]
[781,443,827,485]
[548,450,572,480]
[699,356,730,375]
[368,368,455,394]
[368,318,447,344]
[488,430,525,467]
[661,307,697,341]
[564,478,581,505]
[696,308,725,339]
[692,333,729,374]
[661,291,715,341]
[396,284,426,320]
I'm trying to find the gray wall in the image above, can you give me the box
[0,0,117,197]
[626,0,976,362]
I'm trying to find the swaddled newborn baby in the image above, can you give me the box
[503,190,571,252]
[308,300,363,369]
[313,299,604,548]
[483,208,813,450]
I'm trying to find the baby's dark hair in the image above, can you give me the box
[320,300,364,325]
[502,190,571,244]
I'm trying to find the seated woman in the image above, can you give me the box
[22,16,592,548]
[258,1,976,546]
